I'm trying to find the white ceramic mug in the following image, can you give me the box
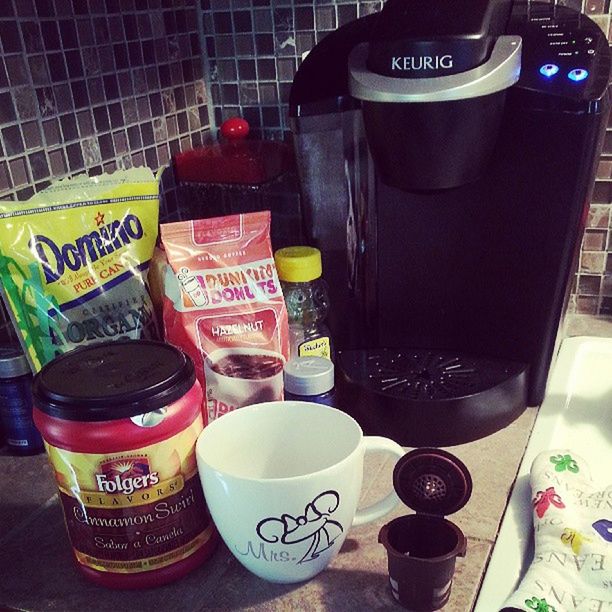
[196,401,405,583]
[203,347,285,421]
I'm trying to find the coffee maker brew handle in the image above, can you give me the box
[352,436,405,527]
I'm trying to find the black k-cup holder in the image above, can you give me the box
[379,449,472,611]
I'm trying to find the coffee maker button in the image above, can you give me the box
[568,68,589,82]
[539,63,560,78]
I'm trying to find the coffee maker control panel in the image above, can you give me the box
[509,4,610,104]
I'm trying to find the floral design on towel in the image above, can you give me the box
[533,487,565,519]
[549,453,579,474]
[592,519,612,543]
[560,527,592,554]
[524,596,557,611]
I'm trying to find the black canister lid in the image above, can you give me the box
[393,448,472,517]
[33,340,196,422]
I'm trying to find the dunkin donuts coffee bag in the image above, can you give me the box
[160,212,289,423]
[0,168,160,371]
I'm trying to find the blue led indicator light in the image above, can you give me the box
[539,63,560,77]
[568,68,589,82]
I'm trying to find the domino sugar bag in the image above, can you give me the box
[0,168,160,371]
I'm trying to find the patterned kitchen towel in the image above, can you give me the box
[501,449,612,612]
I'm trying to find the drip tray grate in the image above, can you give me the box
[365,351,482,400]
[340,348,527,402]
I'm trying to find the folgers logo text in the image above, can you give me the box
[28,212,144,284]
[95,456,160,496]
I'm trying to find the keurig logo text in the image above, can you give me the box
[391,54,454,71]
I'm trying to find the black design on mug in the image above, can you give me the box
[256,490,344,564]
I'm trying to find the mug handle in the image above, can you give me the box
[352,436,405,527]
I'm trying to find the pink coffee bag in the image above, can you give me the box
[161,212,289,424]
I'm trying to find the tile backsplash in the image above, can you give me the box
[0,0,210,220]
[0,0,611,344]
[201,0,384,139]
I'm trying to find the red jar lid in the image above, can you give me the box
[173,117,292,186]
[33,340,195,422]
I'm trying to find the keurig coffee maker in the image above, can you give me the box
[289,0,610,445]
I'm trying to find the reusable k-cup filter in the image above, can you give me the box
[378,448,472,611]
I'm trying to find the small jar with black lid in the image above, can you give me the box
[0,344,43,455]
[33,340,218,589]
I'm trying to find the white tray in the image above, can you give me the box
[474,336,612,611]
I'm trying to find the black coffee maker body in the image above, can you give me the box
[289,0,610,446]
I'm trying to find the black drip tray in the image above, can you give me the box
[337,349,528,446]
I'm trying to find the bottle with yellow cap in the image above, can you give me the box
[274,246,332,361]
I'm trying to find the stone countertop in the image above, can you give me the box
[0,314,610,612]
[0,409,537,612]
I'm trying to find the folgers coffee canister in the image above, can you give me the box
[33,340,218,589]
